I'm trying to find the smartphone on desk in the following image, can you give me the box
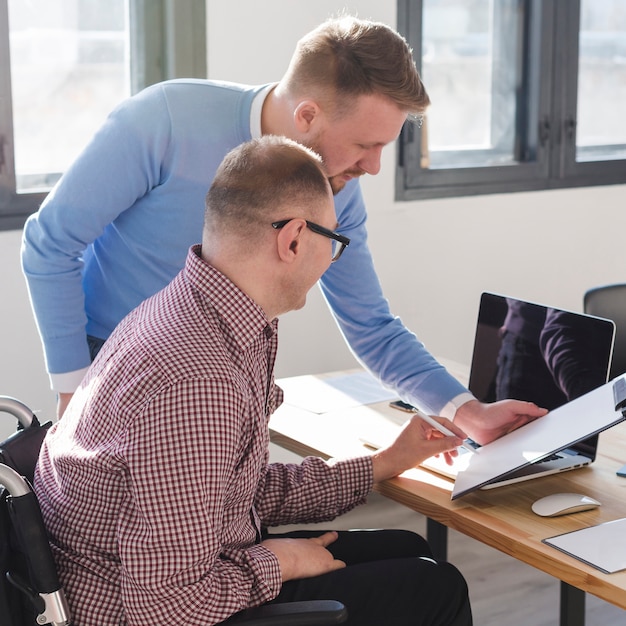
[389,400,417,413]
[617,464,626,478]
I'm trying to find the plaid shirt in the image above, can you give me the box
[34,246,372,626]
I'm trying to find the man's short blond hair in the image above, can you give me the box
[282,15,430,118]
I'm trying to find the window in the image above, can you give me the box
[396,0,626,200]
[0,0,206,231]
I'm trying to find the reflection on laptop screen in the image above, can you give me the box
[468,292,615,458]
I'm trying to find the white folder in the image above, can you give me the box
[452,374,626,499]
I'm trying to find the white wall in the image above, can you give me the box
[0,230,54,431]
[206,0,626,372]
[1,0,624,436]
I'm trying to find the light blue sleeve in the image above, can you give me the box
[320,180,469,415]
[21,84,174,378]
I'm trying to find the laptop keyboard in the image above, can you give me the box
[536,453,562,463]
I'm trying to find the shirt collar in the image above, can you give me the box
[184,245,277,349]
[250,84,276,138]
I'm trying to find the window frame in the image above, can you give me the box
[0,0,206,231]
[396,0,626,202]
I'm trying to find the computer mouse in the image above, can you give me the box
[531,492,601,517]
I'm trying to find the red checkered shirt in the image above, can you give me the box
[34,245,372,626]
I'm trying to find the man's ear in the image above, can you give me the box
[294,100,321,133]
[275,219,306,264]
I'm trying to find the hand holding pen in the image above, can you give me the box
[411,409,478,455]
[388,400,478,454]
[367,401,476,483]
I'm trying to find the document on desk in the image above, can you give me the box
[543,518,626,574]
[277,371,397,414]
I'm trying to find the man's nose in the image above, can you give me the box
[358,146,383,175]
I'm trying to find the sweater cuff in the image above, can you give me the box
[50,368,90,393]
[440,392,476,421]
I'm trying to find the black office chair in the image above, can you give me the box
[584,283,626,380]
[0,396,347,626]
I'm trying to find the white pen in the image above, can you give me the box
[412,408,478,454]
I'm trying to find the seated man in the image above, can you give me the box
[34,136,472,626]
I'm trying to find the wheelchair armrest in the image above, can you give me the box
[222,599,347,625]
[0,395,51,485]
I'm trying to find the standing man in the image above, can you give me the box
[35,137,472,625]
[22,15,545,437]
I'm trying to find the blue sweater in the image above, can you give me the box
[21,79,467,414]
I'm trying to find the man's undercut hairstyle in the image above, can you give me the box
[283,15,430,118]
[205,136,329,235]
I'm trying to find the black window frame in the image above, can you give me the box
[396,0,626,202]
[0,0,206,231]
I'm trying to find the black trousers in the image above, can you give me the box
[87,335,106,361]
[266,529,472,626]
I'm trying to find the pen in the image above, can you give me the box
[359,437,380,451]
[412,408,478,454]
[360,415,477,455]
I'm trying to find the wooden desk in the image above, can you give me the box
[269,371,626,626]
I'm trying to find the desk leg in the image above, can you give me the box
[426,518,448,560]
[426,520,585,624]
[560,582,585,626]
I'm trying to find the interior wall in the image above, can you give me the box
[206,0,626,377]
[1,0,624,437]
[0,230,53,432]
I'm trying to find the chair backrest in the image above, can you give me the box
[0,465,71,626]
[0,396,51,485]
[584,283,626,380]
[0,397,71,626]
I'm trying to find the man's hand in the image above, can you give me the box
[57,392,74,419]
[453,399,548,446]
[371,413,468,483]
[262,531,345,581]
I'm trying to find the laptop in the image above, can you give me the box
[419,292,616,489]
[451,373,626,499]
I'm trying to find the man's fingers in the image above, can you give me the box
[311,531,339,547]
[329,558,347,571]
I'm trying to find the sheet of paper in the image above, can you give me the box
[277,371,397,414]
[543,517,626,574]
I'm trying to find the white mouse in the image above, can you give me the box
[531,493,601,517]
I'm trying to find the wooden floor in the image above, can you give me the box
[270,444,626,626]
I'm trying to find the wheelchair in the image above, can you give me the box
[0,396,347,625]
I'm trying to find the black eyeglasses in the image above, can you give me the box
[271,219,350,262]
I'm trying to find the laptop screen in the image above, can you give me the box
[468,292,616,458]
